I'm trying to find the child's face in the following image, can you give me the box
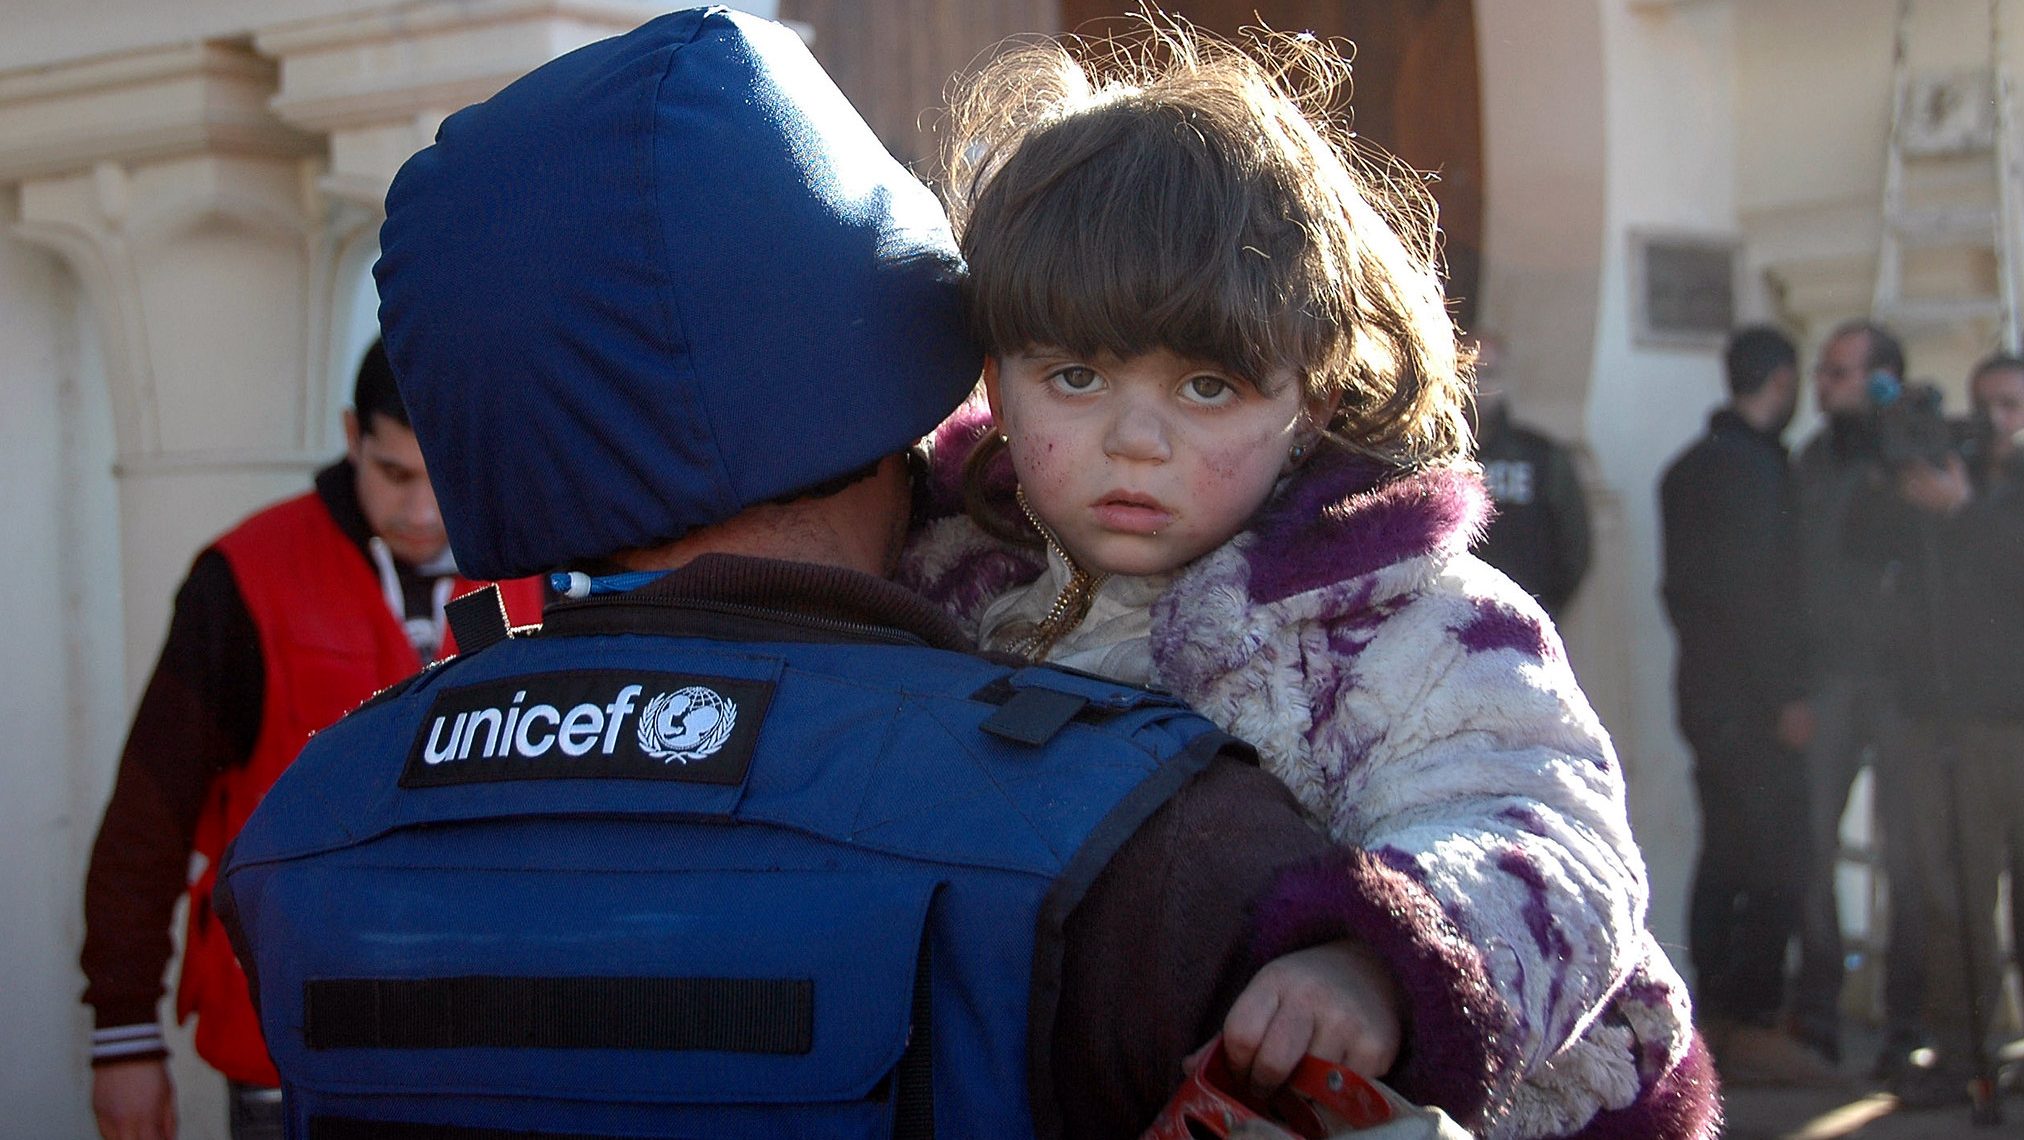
[986,346,1320,577]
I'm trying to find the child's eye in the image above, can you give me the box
[1048,366,1102,394]
[1181,375,1237,405]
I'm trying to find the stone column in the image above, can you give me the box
[259,0,682,208]
[0,41,329,697]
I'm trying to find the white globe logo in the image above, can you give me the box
[637,686,738,763]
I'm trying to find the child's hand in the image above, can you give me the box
[1218,938,1402,1095]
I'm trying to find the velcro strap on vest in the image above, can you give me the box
[972,666,1188,747]
[978,686,1088,746]
[303,976,813,1053]
[309,1120,622,1140]
[445,586,511,655]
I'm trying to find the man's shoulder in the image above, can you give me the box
[1504,420,1571,454]
[1668,420,1782,475]
[1660,431,1719,486]
[213,487,336,556]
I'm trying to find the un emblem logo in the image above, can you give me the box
[637,686,738,763]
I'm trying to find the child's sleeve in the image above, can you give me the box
[1254,581,1684,1128]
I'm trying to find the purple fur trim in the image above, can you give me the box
[920,402,1012,522]
[1372,845,1419,876]
[1455,598,1549,659]
[1246,452,1491,606]
[1251,847,1516,1127]
[897,405,1047,629]
[899,542,1045,632]
[1566,1031,1722,1140]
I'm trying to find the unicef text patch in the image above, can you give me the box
[400,670,773,788]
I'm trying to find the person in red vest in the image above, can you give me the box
[81,341,545,1140]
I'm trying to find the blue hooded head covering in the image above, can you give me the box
[375,7,980,581]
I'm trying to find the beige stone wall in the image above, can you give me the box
[1740,0,2018,402]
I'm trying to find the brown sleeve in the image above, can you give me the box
[1050,754,1335,1140]
[81,550,263,1038]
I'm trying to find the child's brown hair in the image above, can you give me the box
[941,16,1471,475]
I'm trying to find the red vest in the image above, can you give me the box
[178,489,544,1084]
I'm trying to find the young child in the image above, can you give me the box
[901,24,1717,1140]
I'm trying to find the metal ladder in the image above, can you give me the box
[1874,0,2022,352]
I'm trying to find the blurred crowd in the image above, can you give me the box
[1653,320,2024,1107]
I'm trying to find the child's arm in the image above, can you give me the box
[1219,938,1401,1093]
[1170,569,1681,1125]
[1240,581,1686,1125]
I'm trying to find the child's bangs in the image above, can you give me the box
[963,102,1328,390]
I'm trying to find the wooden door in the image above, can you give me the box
[780,0,1059,168]
[1058,0,1483,324]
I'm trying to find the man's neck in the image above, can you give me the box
[1730,397,1785,437]
[615,455,908,580]
[622,514,868,576]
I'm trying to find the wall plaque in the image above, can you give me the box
[1631,230,1738,349]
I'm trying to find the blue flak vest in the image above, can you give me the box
[218,608,1237,1139]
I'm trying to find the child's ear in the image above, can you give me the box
[982,357,1007,428]
[1304,389,1343,436]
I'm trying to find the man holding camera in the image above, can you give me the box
[1850,352,2024,1105]
[1789,320,1921,1072]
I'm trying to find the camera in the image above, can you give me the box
[1869,373,1961,469]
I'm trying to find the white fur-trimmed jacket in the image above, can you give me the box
[900,413,1718,1139]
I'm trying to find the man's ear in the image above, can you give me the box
[343,409,363,463]
[981,357,1006,430]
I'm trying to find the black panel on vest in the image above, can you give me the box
[893,930,934,1140]
[978,687,1089,746]
[445,586,511,655]
[309,1119,623,1140]
[307,1125,619,1140]
[303,976,813,1053]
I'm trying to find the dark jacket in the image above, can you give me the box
[1659,409,1809,727]
[1848,451,2024,722]
[1794,418,1893,678]
[1474,407,1593,617]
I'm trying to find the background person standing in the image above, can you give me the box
[81,343,544,1140]
[1467,332,1593,620]
[1660,324,1834,1086]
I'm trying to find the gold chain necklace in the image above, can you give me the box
[1004,487,1109,662]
